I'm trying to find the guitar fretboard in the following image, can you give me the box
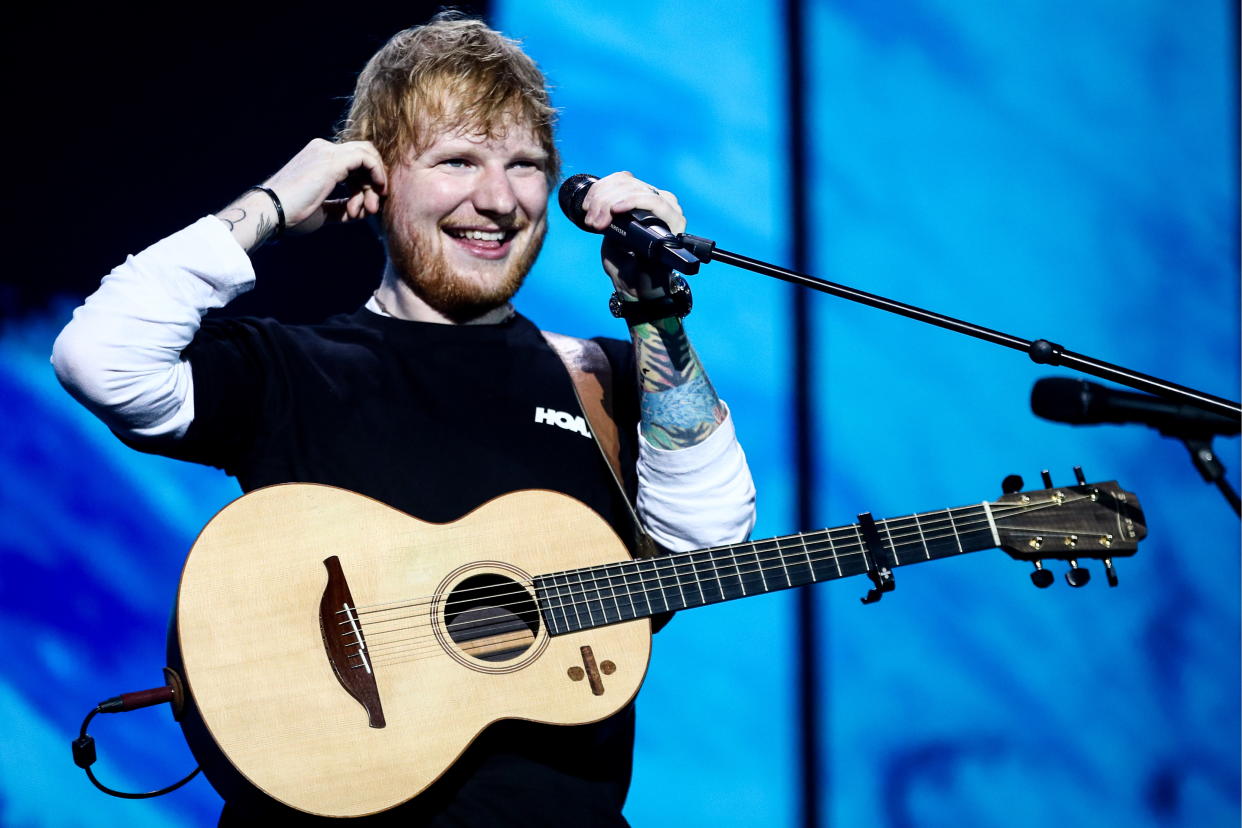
[534,503,998,635]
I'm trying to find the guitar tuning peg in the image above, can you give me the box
[1103,558,1119,587]
[1029,560,1054,588]
[1001,474,1025,494]
[1065,559,1091,587]
[1040,470,1054,488]
[1073,466,1086,485]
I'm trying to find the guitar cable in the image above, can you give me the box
[71,670,201,799]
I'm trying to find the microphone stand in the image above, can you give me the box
[665,232,1242,516]
[668,233,1241,419]
[1179,434,1241,516]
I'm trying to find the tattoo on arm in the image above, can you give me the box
[215,196,276,253]
[633,317,726,449]
[218,207,246,232]
[253,212,276,246]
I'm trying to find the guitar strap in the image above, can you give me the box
[542,331,661,561]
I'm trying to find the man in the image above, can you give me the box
[52,13,754,826]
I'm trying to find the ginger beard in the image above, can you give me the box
[383,205,546,323]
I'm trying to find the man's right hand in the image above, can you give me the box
[215,139,389,252]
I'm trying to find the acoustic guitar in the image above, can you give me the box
[173,474,1145,816]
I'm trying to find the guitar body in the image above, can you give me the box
[174,485,651,818]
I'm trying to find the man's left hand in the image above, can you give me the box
[580,172,686,299]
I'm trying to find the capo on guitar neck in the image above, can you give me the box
[857,512,895,604]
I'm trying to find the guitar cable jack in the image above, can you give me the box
[71,667,201,799]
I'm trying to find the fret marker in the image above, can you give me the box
[579,646,606,696]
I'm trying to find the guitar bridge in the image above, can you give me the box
[319,556,386,728]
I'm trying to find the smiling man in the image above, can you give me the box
[52,12,754,827]
[375,124,548,323]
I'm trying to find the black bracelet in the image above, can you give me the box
[250,186,286,236]
[609,275,693,324]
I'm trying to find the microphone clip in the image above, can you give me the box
[670,233,717,265]
[604,212,705,274]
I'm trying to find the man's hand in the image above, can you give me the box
[215,139,389,252]
[579,171,685,299]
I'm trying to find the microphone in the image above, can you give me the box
[558,174,700,274]
[1031,377,1240,436]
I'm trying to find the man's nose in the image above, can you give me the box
[472,164,518,217]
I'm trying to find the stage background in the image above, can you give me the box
[1,2,1237,826]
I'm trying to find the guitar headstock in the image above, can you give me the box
[991,469,1146,588]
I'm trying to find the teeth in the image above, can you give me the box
[451,229,506,241]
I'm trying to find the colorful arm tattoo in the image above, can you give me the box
[631,316,727,449]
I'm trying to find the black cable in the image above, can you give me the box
[74,704,201,799]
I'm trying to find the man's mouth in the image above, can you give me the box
[443,227,518,242]
[442,226,519,259]
[446,228,507,241]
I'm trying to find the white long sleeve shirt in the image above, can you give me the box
[52,216,756,551]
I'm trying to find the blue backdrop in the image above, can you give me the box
[1,2,1236,826]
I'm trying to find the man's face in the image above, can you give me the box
[382,119,550,321]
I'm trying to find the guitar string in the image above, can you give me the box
[346,494,1094,656]
[356,529,1077,669]
[344,494,1093,646]
[356,503,1057,667]
[339,495,1080,626]
[353,528,892,663]
[351,502,1007,641]
[358,527,1100,669]
[360,500,1101,664]
[351,496,1100,666]
[340,496,1079,623]
[365,630,544,668]
[335,502,1014,619]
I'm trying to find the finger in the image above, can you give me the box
[364,186,382,215]
[349,142,388,193]
[581,171,633,227]
[630,185,686,234]
[602,191,684,235]
[322,197,350,224]
[585,175,687,234]
[348,189,369,221]
[334,141,387,194]
[584,174,666,219]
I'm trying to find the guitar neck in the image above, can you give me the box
[535,502,1000,635]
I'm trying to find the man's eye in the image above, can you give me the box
[442,158,470,168]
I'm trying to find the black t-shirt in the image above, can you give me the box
[145,308,643,826]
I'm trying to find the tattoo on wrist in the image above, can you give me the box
[634,318,694,389]
[218,207,246,232]
[254,213,276,245]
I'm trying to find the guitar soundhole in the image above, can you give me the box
[444,574,540,662]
